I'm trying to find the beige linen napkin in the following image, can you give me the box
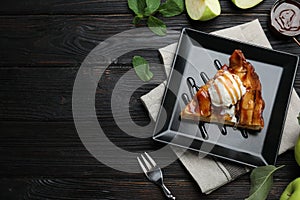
[141,19,300,194]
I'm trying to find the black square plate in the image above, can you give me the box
[153,28,299,167]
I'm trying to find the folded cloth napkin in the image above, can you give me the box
[141,19,300,194]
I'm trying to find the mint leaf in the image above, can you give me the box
[128,0,146,17]
[147,16,167,36]
[132,56,153,82]
[133,16,142,25]
[245,165,284,200]
[159,0,184,17]
[144,0,161,16]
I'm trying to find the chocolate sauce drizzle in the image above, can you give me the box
[270,0,300,46]
[181,59,249,139]
[187,77,199,97]
[214,59,222,70]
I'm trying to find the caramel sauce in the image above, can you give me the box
[196,86,211,117]
[228,75,240,103]
[234,76,243,98]
[213,82,223,105]
[218,75,235,105]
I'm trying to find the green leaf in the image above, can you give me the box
[245,165,284,200]
[133,16,142,25]
[147,16,167,36]
[297,112,300,125]
[144,0,161,16]
[159,0,184,17]
[128,0,146,17]
[132,56,153,82]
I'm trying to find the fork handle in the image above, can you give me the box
[161,183,176,200]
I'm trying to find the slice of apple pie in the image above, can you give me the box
[180,49,265,130]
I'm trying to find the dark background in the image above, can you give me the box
[0,0,300,199]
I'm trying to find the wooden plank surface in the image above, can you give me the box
[0,0,275,15]
[0,66,299,121]
[1,120,299,179]
[1,0,300,199]
[1,102,300,199]
[0,64,167,121]
[0,14,299,67]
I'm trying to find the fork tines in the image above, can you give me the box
[137,152,156,173]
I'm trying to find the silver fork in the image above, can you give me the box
[137,152,176,200]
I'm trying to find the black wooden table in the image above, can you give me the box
[1,0,300,199]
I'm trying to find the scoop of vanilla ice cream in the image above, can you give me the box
[220,105,237,122]
[208,70,246,107]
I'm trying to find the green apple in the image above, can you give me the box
[280,178,300,200]
[185,0,221,21]
[295,134,300,167]
[231,0,263,9]
[296,112,300,166]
